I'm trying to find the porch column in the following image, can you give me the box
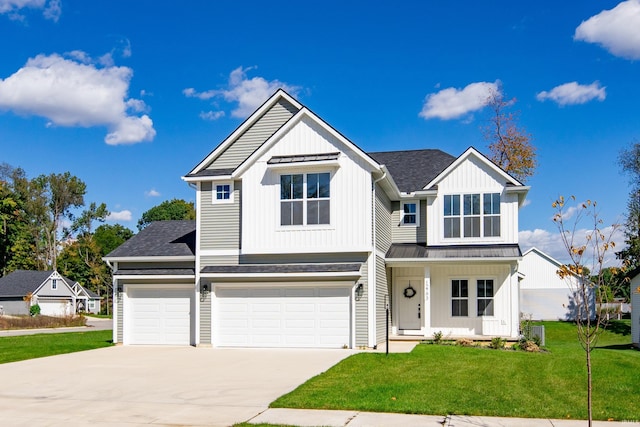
[423,266,431,337]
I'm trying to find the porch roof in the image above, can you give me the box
[385,243,522,261]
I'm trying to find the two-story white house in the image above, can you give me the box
[105,90,529,348]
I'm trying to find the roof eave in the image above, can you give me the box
[102,255,196,263]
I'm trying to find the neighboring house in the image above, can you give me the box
[105,89,529,348]
[631,272,640,348]
[519,247,589,321]
[0,270,101,316]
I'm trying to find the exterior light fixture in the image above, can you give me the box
[355,283,364,300]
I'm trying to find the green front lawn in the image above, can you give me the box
[272,321,639,421]
[0,330,113,364]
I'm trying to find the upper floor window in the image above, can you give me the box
[444,193,501,238]
[281,173,330,226]
[401,201,419,226]
[212,182,233,204]
[52,279,57,290]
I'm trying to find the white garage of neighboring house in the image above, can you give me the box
[518,247,589,321]
[0,270,101,316]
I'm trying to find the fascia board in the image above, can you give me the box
[385,257,522,265]
[233,108,381,179]
[182,174,233,183]
[422,147,523,190]
[102,256,196,263]
[188,90,302,176]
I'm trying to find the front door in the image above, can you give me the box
[396,277,423,333]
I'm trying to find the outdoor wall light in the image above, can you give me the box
[116,284,123,301]
[355,283,364,300]
[200,283,210,301]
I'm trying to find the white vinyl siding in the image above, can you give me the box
[241,116,373,254]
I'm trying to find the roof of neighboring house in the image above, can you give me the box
[386,243,522,260]
[105,220,196,258]
[368,149,456,193]
[0,270,76,297]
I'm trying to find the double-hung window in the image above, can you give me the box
[444,195,460,238]
[463,194,481,237]
[483,193,500,237]
[280,173,330,226]
[477,279,494,316]
[451,279,468,317]
[401,202,418,226]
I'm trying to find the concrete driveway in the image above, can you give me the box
[0,346,353,426]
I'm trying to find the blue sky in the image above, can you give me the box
[1,0,638,265]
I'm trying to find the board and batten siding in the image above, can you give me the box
[428,263,517,337]
[355,258,369,347]
[240,116,373,254]
[207,99,299,170]
[375,256,390,343]
[427,155,519,246]
[375,183,392,253]
[200,181,241,251]
[391,200,427,244]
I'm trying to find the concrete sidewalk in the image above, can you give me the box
[248,408,640,426]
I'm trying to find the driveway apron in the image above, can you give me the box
[0,346,353,426]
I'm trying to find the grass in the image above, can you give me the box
[272,321,639,421]
[84,313,113,319]
[0,314,87,330]
[0,330,113,364]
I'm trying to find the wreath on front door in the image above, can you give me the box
[403,284,417,299]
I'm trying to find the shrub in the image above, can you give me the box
[456,338,474,347]
[521,340,540,352]
[433,331,443,345]
[489,337,505,350]
[29,304,41,316]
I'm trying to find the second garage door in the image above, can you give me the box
[215,285,351,348]
[126,287,192,345]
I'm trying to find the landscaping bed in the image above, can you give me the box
[0,314,87,330]
[271,321,639,421]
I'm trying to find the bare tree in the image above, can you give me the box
[552,196,624,426]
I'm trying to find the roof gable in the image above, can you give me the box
[0,270,56,297]
[186,90,302,178]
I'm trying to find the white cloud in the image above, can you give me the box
[145,189,160,197]
[199,110,225,121]
[184,66,300,118]
[0,0,60,21]
[0,52,155,145]
[575,0,640,60]
[519,226,625,271]
[419,81,499,120]
[106,210,132,221]
[536,81,606,106]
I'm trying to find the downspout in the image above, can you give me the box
[369,171,387,348]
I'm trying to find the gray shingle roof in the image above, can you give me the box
[368,149,456,193]
[105,220,196,258]
[386,243,522,259]
[185,168,235,178]
[201,263,362,274]
[0,270,54,297]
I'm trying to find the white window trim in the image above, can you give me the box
[212,181,234,204]
[401,200,420,227]
[278,172,332,228]
[476,277,496,317]
[51,279,57,290]
[451,278,469,317]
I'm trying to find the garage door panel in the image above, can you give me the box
[127,287,192,345]
[215,285,351,349]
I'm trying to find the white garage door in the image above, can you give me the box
[127,288,192,345]
[39,300,72,317]
[215,286,351,348]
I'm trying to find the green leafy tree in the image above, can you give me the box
[137,198,195,230]
[94,224,134,256]
[483,87,537,183]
